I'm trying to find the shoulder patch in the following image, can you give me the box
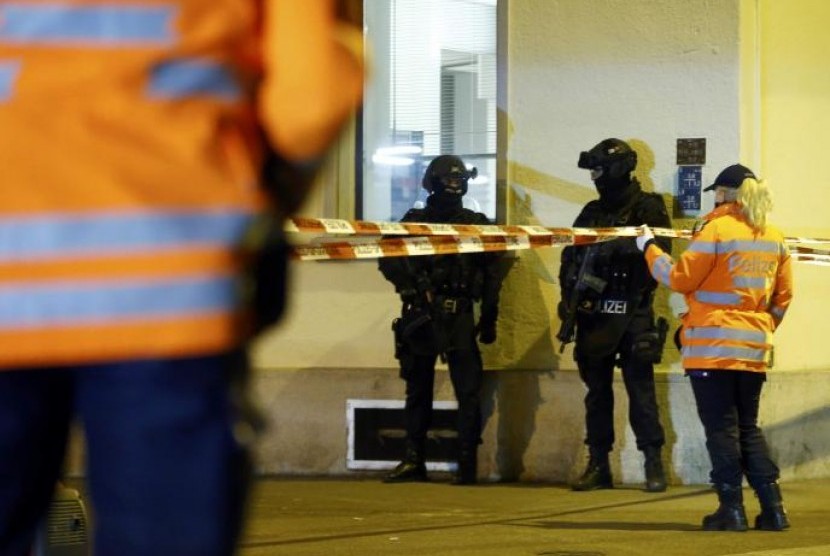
[577,201,603,224]
[628,192,669,226]
[644,191,668,209]
[472,211,491,225]
[401,208,426,223]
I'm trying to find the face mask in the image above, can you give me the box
[435,174,468,197]
[592,169,630,204]
[430,190,463,208]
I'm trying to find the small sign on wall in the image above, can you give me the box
[678,165,702,212]
[676,138,706,165]
[676,138,706,216]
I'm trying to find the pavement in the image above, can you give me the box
[238,476,830,556]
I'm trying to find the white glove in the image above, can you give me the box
[635,225,655,252]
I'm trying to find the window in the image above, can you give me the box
[361,0,498,222]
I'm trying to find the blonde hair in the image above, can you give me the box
[737,177,772,231]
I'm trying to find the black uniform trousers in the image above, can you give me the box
[576,344,664,454]
[688,369,779,488]
[403,347,483,451]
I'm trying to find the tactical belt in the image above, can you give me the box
[433,295,472,314]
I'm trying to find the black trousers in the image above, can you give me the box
[688,369,779,488]
[0,354,250,556]
[575,348,664,454]
[403,347,483,451]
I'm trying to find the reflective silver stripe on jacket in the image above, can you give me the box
[694,290,741,305]
[685,326,769,344]
[682,345,768,362]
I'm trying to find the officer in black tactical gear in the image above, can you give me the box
[379,154,503,485]
[558,138,672,492]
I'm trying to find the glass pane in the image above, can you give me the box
[361,0,498,222]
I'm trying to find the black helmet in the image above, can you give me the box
[577,138,637,180]
[421,155,478,197]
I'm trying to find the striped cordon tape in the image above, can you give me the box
[285,217,830,265]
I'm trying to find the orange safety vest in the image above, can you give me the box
[0,1,272,368]
[645,203,793,372]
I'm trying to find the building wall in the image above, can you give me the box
[754,0,830,371]
[243,0,830,485]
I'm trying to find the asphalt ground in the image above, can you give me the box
[238,476,830,556]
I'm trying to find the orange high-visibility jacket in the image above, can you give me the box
[644,203,793,372]
[0,1,363,368]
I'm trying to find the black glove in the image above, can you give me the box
[477,319,497,344]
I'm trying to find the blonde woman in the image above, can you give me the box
[636,164,793,532]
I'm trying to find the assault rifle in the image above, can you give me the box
[556,245,608,353]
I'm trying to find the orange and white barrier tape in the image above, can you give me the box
[789,245,830,265]
[286,217,689,240]
[291,225,647,261]
[296,234,564,261]
[287,217,830,264]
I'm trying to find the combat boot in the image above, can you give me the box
[383,442,428,483]
[702,484,749,531]
[571,450,613,491]
[643,446,667,492]
[753,482,790,531]
[451,447,477,486]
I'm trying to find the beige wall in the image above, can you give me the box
[753,0,830,371]
[502,0,743,376]
[244,0,830,484]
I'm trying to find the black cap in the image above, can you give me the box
[703,164,756,191]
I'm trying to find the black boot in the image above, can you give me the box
[571,450,613,491]
[702,484,749,531]
[383,442,428,483]
[643,447,667,493]
[754,482,790,531]
[452,447,477,486]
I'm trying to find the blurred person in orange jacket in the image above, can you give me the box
[0,2,364,554]
[637,164,793,532]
